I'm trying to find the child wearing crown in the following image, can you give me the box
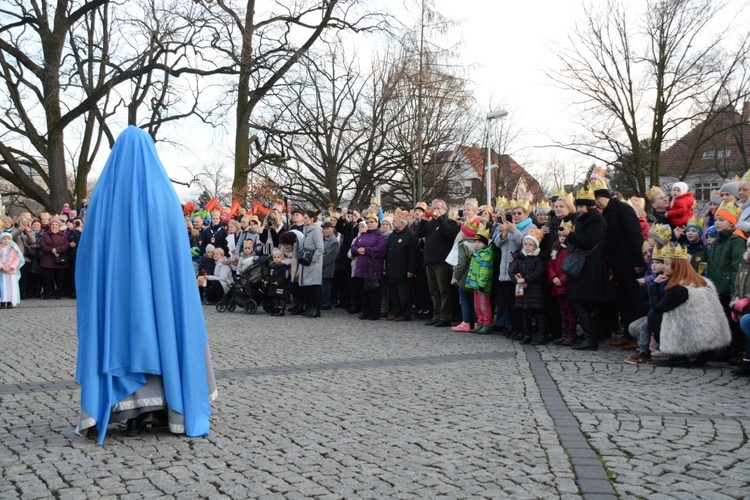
[510,228,547,344]
[464,227,495,335]
[451,218,482,332]
[682,216,707,275]
[547,222,577,345]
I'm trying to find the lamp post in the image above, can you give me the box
[486,109,508,206]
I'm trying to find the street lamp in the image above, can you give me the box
[486,109,508,206]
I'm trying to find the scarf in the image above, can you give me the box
[516,217,533,232]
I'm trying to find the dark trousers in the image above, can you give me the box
[350,277,362,311]
[413,275,432,314]
[302,284,322,312]
[19,262,30,299]
[388,280,413,319]
[359,280,382,320]
[322,278,333,309]
[720,294,746,351]
[573,300,600,345]
[42,268,65,298]
[616,278,649,334]
[521,308,546,340]
[333,268,349,307]
[425,263,453,322]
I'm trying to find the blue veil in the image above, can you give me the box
[76,126,212,444]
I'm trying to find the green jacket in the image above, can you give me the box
[452,240,474,290]
[465,246,494,295]
[707,230,746,295]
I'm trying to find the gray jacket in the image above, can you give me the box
[322,234,340,279]
[492,221,535,282]
[299,222,324,286]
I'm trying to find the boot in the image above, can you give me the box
[531,333,547,346]
[306,308,320,318]
[572,331,598,351]
[288,304,304,315]
[731,360,750,377]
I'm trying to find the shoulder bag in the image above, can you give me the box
[561,242,600,279]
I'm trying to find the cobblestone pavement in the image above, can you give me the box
[1,300,750,499]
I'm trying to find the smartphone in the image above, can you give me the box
[505,213,513,222]
[458,209,464,218]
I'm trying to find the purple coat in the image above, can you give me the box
[349,229,387,279]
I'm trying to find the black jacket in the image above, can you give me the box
[416,215,459,265]
[268,263,291,299]
[510,253,546,309]
[601,198,646,281]
[565,209,606,302]
[202,224,229,255]
[386,226,419,283]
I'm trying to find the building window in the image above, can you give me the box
[694,182,720,201]
[702,150,731,160]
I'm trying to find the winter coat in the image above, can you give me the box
[206,259,233,294]
[687,242,708,274]
[335,218,357,271]
[39,231,70,269]
[235,229,260,260]
[565,209,606,302]
[322,234,340,279]
[600,197,646,281]
[11,227,35,263]
[733,258,750,302]
[386,226,418,283]
[416,215,459,265]
[541,213,578,257]
[638,217,650,241]
[546,246,570,297]
[268,263,291,299]
[707,229,746,296]
[1,245,21,274]
[202,224,229,255]
[452,239,475,290]
[299,222,324,286]
[492,219,536,282]
[350,229,387,279]
[465,245,494,295]
[667,192,695,228]
[657,280,731,356]
[510,252,546,309]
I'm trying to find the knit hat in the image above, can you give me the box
[705,225,718,238]
[205,244,216,253]
[461,217,481,238]
[672,182,689,196]
[720,182,740,199]
[381,216,393,226]
[686,215,704,236]
[523,228,544,248]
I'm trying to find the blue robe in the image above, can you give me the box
[76,126,213,444]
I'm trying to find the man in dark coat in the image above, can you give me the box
[595,187,649,337]
[201,210,229,256]
[386,211,419,321]
[560,187,607,351]
[416,199,459,327]
[650,190,670,225]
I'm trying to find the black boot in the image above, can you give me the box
[288,304,304,315]
[306,308,320,318]
[572,337,598,351]
[731,360,750,376]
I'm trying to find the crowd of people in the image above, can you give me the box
[5,168,750,374]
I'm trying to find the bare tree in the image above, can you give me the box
[549,0,749,195]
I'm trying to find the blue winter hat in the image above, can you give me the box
[686,223,703,236]
[705,225,718,238]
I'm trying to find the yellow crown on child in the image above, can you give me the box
[649,224,672,245]
[474,226,491,241]
[651,245,667,260]
[664,244,689,260]
[686,215,704,228]
[589,178,608,193]
[576,183,596,201]
[716,201,742,223]
[560,220,575,232]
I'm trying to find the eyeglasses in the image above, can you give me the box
[512,211,524,216]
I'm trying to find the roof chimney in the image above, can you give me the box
[743,102,750,123]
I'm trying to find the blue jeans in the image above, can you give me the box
[740,314,750,358]
[458,288,475,323]
[495,284,512,328]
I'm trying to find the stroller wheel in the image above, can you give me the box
[244,300,258,315]
[215,303,227,313]
[227,303,237,312]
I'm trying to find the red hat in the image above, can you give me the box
[461,217,481,238]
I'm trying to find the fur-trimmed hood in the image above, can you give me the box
[660,279,731,355]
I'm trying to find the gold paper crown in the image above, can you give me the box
[649,224,672,244]
[382,211,394,219]
[576,183,596,201]
[536,200,551,213]
[645,186,663,201]
[363,210,379,220]
[589,178,608,193]
[661,244,689,260]
[495,196,509,210]
[743,169,750,182]
[552,187,568,199]
[525,227,544,244]
[642,240,651,251]
[474,226,491,241]
[734,175,742,182]
[652,245,667,260]
[716,201,742,222]
[510,198,531,211]
[370,197,380,206]
[560,220,575,232]
[686,215,704,228]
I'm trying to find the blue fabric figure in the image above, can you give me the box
[75,126,215,444]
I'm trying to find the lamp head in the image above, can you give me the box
[486,109,508,120]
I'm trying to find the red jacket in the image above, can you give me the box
[667,192,694,227]
[546,246,569,297]
[638,217,650,241]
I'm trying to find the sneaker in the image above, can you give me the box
[451,322,471,332]
[475,325,493,335]
[625,350,651,364]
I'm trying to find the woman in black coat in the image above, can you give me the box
[559,189,606,351]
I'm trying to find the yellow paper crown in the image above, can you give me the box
[645,186,663,201]
[642,240,651,252]
[576,183,596,201]
[734,175,742,182]
[510,198,531,211]
[716,201,742,223]
[552,187,568,199]
[589,178,608,193]
[560,220,575,232]
[370,197,380,206]
[652,245,667,260]
[742,169,750,182]
[363,210,379,220]
[649,224,672,245]
[394,208,409,221]
[536,200,551,213]
[664,244,689,260]
[474,226,491,241]
[686,215,704,228]
[495,196,509,210]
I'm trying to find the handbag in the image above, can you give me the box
[364,278,380,291]
[561,243,599,279]
[297,247,314,266]
[54,254,68,266]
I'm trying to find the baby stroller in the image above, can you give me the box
[215,255,272,314]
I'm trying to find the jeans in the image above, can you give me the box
[740,314,750,359]
[458,287,475,323]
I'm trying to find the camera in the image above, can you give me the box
[425,210,435,218]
